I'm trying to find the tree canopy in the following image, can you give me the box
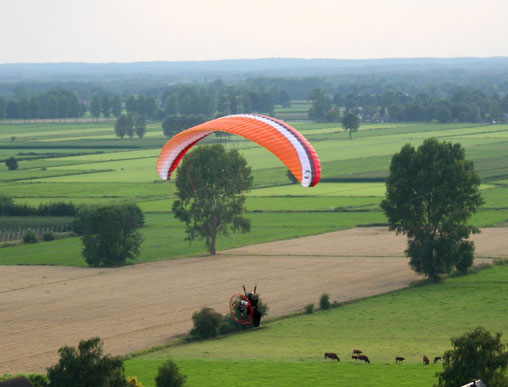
[76,204,144,267]
[135,114,147,138]
[47,337,129,387]
[90,94,102,119]
[380,138,483,281]
[162,114,207,137]
[115,113,134,139]
[172,144,252,255]
[5,156,18,170]
[342,112,360,139]
[308,88,339,122]
[436,327,508,387]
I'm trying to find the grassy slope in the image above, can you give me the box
[125,264,508,386]
[126,266,508,386]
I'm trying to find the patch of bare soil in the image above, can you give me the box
[0,227,506,374]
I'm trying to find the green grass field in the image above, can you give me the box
[2,119,508,385]
[2,120,508,265]
[124,263,508,386]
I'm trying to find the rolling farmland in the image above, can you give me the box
[1,119,508,385]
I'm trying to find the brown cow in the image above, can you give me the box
[423,355,430,365]
[352,349,363,355]
[358,354,370,363]
[324,352,340,362]
[352,355,358,361]
[434,356,442,364]
[395,356,405,364]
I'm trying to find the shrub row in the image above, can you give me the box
[0,195,77,217]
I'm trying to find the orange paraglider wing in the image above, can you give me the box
[157,114,321,187]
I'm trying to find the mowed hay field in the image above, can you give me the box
[1,227,506,375]
[2,120,508,384]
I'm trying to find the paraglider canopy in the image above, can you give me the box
[157,114,321,187]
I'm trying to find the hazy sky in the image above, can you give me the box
[1,0,507,63]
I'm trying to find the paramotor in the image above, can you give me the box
[229,293,254,325]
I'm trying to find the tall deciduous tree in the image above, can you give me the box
[381,138,483,281]
[112,95,122,118]
[436,327,508,387]
[135,114,147,138]
[101,95,111,118]
[90,94,101,119]
[5,156,18,170]
[77,204,144,267]
[342,112,360,139]
[308,88,332,122]
[114,114,128,139]
[172,144,252,255]
[125,113,134,138]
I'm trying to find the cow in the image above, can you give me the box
[423,355,430,365]
[358,354,370,364]
[324,352,340,362]
[395,356,405,364]
[352,355,359,361]
[434,356,442,364]
[352,349,363,355]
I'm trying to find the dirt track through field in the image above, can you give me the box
[1,227,506,373]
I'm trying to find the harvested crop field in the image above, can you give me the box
[1,227,506,374]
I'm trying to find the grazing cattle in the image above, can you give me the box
[352,355,358,361]
[395,356,405,363]
[358,354,370,364]
[423,355,430,365]
[352,349,363,355]
[434,356,442,364]
[324,352,340,362]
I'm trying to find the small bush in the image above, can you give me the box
[218,314,251,335]
[42,231,55,241]
[190,307,222,340]
[27,374,48,387]
[319,293,330,310]
[127,376,144,386]
[155,359,186,387]
[304,303,314,314]
[23,230,38,244]
[256,295,269,318]
[0,374,47,386]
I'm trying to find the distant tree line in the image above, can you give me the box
[4,74,508,124]
[160,82,277,118]
[0,81,281,122]
[0,89,84,119]
[0,195,77,217]
[309,87,508,123]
